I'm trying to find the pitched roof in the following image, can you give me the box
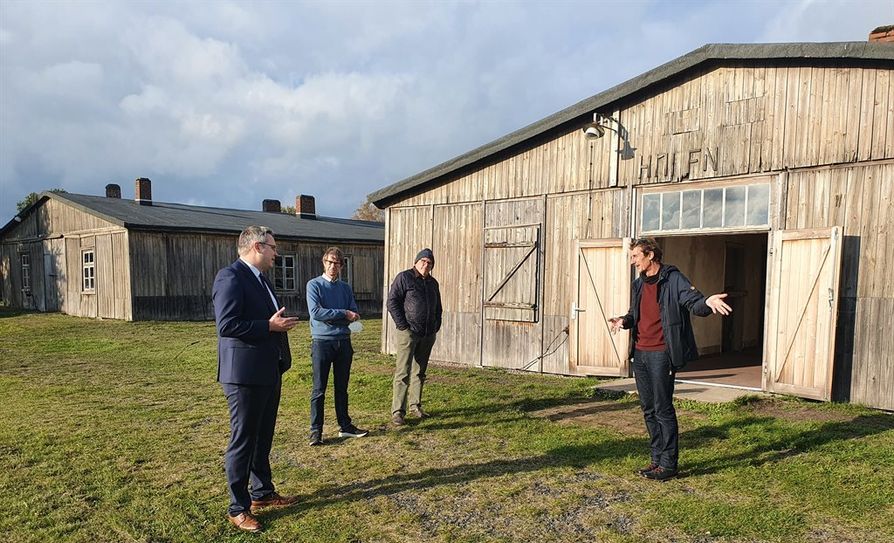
[369,41,894,208]
[2,192,384,243]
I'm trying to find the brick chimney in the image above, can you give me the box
[135,177,152,206]
[262,199,282,213]
[295,194,316,219]
[869,25,894,42]
[105,183,121,199]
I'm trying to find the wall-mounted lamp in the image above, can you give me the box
[581,112,636,160]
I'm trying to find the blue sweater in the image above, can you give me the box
[306,275,359,339]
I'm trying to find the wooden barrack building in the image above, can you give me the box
[370,40,894,410]
[1,179,384,321]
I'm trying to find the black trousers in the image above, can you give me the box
[222,381,281,516]
[632,349,678,470]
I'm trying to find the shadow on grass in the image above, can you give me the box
[264,411,893,520]
[267,444,620,520]
[0,307,36,319]
[411,390,632,432]
[683,413,894,475]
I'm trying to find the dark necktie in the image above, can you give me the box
[259,273,278,309]
[261,273,290,365]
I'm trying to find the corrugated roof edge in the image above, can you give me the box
[368,41,894,208]
[1,191,383,242]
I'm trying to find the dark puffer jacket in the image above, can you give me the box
[387,268,443,337]
[620,264,712,369]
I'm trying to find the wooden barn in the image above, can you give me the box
[1,178,384,321]
[370,40,894,410]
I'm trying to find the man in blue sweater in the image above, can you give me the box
[306,246,368,446]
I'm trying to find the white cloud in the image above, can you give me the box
[0,0,890,219]
[760,0,888,42]
[123,16,248,87]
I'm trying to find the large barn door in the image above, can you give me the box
[764,227,842,400]
[570,238,630,376]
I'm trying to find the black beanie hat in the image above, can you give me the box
[415,248,434,268]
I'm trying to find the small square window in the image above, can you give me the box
[747,184,770,226]
[340,256,353,286]
[642,194,661,231]
[82,250,95,292]
[20,253,31,296]
[273,255,296,291]
[681,190,701,229]
[661,192,681,230]
[703,188,724,228]
[724,186,746,227]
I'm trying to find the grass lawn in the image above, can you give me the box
[1,308,892,543]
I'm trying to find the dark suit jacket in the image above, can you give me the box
[212,259,292,386]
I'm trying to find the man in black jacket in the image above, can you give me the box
[387,248,442,425]
[609,238,731,481]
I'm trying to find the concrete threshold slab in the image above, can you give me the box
[595,378,770,404]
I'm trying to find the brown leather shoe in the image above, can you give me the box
[250,492,298,512]
[392,412,406,426]
[228,512,261,532]
[410,406,430,419]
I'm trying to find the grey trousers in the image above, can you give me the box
[391,329,437,414]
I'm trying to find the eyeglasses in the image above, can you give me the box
[323,259,342,266]
[258,242,277,251]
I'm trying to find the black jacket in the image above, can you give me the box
[620,264,712,369]
[387,268,442,337]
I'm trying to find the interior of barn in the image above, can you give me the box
[657,233,769,390]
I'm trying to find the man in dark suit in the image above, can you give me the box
[213,225,300,532]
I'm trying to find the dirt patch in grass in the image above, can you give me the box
[740,398,859,424]
[424,373,470,386]
[533,393,862,436]
[386,471,633,542]
[532,399,649,435]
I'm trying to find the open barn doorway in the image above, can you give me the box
[656,233,768,390]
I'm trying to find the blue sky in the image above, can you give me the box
[0,0,889,222]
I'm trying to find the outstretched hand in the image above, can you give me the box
[608,317,624,334]
[269,307,299,332]
[706,293,732,315]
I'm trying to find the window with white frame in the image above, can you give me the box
[340,255,353,286]
[82,250,95,292]
[641,183,770,233]
[272,255,296,291]
[20,253,31,296]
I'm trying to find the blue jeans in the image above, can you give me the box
[310,338,353,432]
[632,349,678,470]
